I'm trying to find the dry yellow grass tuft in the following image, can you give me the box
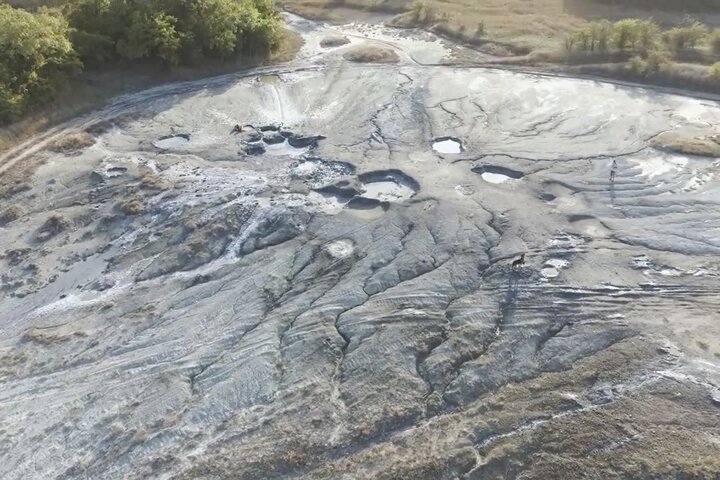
[651,131,720,157]
[0,204,24,225]
[118,198,145,215]
[344,44,400,63]
[46,131,95,154]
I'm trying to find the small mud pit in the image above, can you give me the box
[241,130,325,157]
[472,165,524,184]
[153,133,190,150]
[432,137,463,154]
[358,170,419,203]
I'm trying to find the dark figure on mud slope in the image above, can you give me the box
[512,253,525,270]
[231,124,243,135]
[610,159,618,182]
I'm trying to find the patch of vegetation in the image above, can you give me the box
[343,45,400,63]
[47,131,95,153]
[320,35,350,48]
[650,131,720,157]
[118,198,144,215]
[0,0,283,126]
[139,173,169,191]
[0,4,81,124]
[64,0,282,66]
[0,204,25,226]
[566,18,720,84]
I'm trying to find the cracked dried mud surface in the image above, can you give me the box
[2,14,720,480]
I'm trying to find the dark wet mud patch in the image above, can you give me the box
[472,165,524,184]
[288,134,326,149]
[153,133,190,150]
[432,136,463,154]
[568,214,596,223]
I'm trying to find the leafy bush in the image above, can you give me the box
[710,29,720,54]
[0,4,81,124]
[411,0,435,25]
[627,55,648,76]
[709,62,720,82]
[663,22,708,50]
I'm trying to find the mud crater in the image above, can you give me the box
[472,165,524,184]
[241,126,326,156]
[432,136,463,154]
[153,133,190,150]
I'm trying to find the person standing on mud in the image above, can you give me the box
[610,159,618,182]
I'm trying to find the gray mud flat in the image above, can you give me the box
[1,14,720,480]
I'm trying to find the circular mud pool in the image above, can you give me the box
[472,165,524,184]
[432,137,463,154]
[358,170,419,203]
[153,133,190,150]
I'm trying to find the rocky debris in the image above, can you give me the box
[3,248,31,266]
[243,142,266,155]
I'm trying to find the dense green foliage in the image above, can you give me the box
[0,4,80,124]
[64,0,281,66]
[0,0,281,124]
[566,18,720,80]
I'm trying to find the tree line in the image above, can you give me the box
[565,18,720,78]
[0,0,281,125]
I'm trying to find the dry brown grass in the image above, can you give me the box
[46,131,95,154]
[651,131,720,157]
[0,204,24,225]
[139,173,169,190]
[320,34,351,47]
[118,198,145,215]
[344,45,400,63]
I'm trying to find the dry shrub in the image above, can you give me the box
[651,132,720,157]
[0,204,24,225]
[47,131,95,154]
[320,35,350,48]
[140,173,168,190]
[344,45,400,63]
[118,198,144,215]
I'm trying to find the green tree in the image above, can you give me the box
[613,19,640,50]
[0,4,81,124]
[64,0,281,65]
